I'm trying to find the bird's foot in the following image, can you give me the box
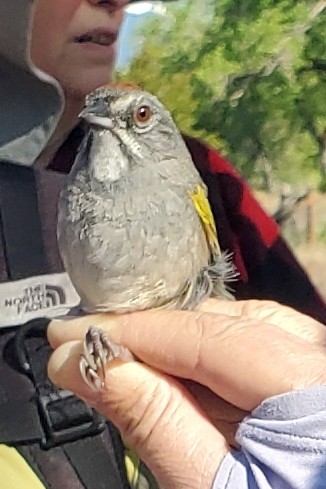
[80,326,134,391]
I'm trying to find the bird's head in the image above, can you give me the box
[78,84,183,185]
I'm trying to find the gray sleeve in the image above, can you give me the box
[213,385,326,489]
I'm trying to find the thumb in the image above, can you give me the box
[48,340,228,489]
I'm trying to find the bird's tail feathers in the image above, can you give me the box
[208,251,239,301]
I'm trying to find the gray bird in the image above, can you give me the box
[57,85,236,316]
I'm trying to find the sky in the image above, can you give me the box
[116,12,148,69]
[116,1,169,69]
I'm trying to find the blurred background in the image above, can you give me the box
[116,0,326,298]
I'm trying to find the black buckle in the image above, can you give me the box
[38,389,106,449]
[14,318,106,449]
[14,318,50,375]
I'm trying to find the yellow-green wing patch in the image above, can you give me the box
[188,184,221,256]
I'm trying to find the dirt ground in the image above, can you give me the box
[254,190,326,301]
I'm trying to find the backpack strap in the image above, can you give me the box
[0,161,130,489]
[16,319,129,489]
[0,161,48,279]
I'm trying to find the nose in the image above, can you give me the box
[88,0,129,11]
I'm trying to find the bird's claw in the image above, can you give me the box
[80,326,134,391]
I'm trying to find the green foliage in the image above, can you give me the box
[117,0,326,189]
[318,224,326,244]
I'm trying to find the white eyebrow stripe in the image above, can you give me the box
[110,93,137,113]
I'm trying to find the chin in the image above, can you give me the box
[59,66,115,100]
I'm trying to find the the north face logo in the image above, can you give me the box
[0,272,80,328]
[4,283,66,315]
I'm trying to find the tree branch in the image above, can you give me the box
[297,59,326,74]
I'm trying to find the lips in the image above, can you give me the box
[75,29,118,46]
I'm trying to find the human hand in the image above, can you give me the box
[47,300,326,489]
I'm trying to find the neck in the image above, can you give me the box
[34,97,84,169]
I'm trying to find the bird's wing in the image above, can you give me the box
[188,184,221,256]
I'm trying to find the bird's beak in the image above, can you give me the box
[79,101,114,130]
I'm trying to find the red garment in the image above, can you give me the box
[48,129,325,325]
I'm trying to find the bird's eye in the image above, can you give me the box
[133,105,153,127]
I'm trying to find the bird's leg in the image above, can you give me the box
[80,326,135,391]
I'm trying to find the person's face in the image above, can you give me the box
[30,0,128,99]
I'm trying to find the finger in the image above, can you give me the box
[48,341,228,489]
[196,299,326,346]
[48,299,326,350]
[48,309,326,411]
[182,380,245,448]
[48,313,117,348]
